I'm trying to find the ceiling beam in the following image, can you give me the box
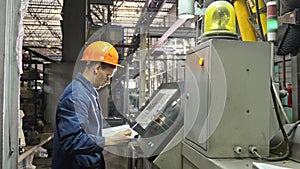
[23,46,59,62]
[127,0,169,57]
[151,18,188,53]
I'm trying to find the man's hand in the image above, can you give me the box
[105,129,134,146]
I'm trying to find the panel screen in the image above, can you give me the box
[135,89,177,129]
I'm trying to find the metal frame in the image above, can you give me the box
[0,0,22,168]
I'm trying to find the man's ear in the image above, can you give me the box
[94,64,101,74]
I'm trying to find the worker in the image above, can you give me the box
[52,41,133,169]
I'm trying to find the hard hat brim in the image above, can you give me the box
[81,58,124,68]
[104,61,124,68]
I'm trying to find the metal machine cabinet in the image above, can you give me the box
[184,39,271,158]
[135,83,183,161]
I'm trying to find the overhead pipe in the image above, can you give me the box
[127,0,167,58]
[247,0,267,39]
[178,0,195,19]
[139,26,147,108]
[234,0,257,41]
[282,55,286,89]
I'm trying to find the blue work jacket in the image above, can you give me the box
[52,73,106,169]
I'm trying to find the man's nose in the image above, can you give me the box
[106,78,110,85]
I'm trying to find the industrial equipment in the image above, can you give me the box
[184,39,271,159]
[129,82,184,166]
[270,122,300,163]
[181,37,300,168]
[201,1,238,42]
[177,0,300,168]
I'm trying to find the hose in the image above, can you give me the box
[259,79,290,161]
[255,0,266,41]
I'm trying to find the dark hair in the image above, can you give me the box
[100,62,116,69]
[85,61,116,70]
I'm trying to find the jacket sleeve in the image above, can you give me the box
[56,96,105,155]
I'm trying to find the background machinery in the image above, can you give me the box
[129,0,300,168]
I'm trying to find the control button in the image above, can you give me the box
[199,57,204,66]
[148,142,154,148]
[155,117,161,123]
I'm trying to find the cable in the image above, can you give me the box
[251,79,290,161]
[287,120,300,136]
[255,0,266,41]
[272,82,290,124]
[269,121,299,151]
[254,151,262,158]
[259,79,290,161]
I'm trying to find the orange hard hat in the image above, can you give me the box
[81,41,123,67]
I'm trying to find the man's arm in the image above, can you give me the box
[56,97,104,154]
[105,129,133,146]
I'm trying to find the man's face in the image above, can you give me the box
[94,65,116,89]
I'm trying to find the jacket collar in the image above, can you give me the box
[75,72,99,98]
